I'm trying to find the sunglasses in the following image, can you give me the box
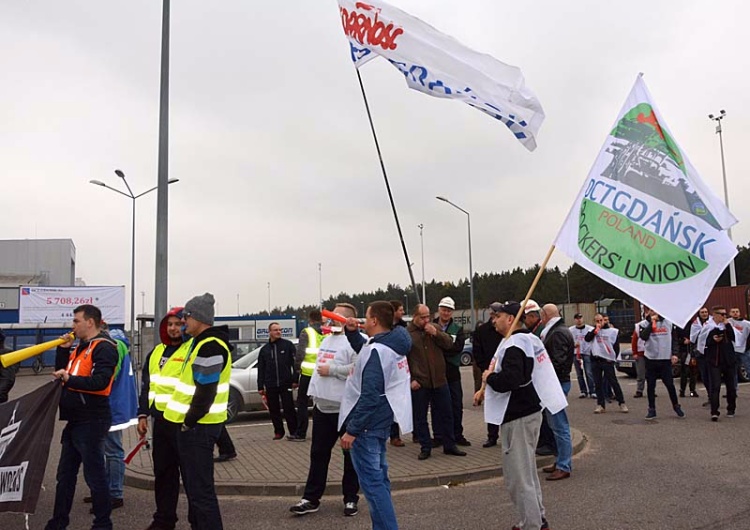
[716,312,727,316]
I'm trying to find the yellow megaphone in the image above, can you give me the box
[0,333,75,368]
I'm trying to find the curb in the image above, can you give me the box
[125,428,588,497]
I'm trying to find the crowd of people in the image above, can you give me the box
[29,295,750,530]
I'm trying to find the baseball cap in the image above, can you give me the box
[496,301,522,316]
[438,297,455,310]
[524,299,541,314]
[573,313,583,319]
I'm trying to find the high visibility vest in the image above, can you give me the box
[66,338,117,397]
[148,341,191,412]
[163,337,231,425]
[300,327,324,377]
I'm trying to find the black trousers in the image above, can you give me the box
[433,378,465,441]
[295,375,311,438]
[592,356,624,407]
[216,425,236,456]
[302,407,359,504]
[680,360,698,394]
[708,362,737,416]
[152,416,181,529]
[266,386,297,436]
[645,358,679,410]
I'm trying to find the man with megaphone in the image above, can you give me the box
[44,304,119,530]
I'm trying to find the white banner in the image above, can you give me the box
[18,286,126,324]
[554,76,738,328]
[337,0,545,151]
[255,319,296,340]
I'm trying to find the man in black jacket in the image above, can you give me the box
[45,304,118,530]
[473,302,504,447]
[539,304,574,481]
[0,330,17,403]
[704,306,737,421]
[482,301,551,530]
[258,322,298,439]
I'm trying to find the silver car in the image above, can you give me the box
[227,339,299,423]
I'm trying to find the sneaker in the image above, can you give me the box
[633,391,643,398]
[674,404,685,418]
[619,403,629,413]
[286,435,306,442]
[513,518,549,530]
[727,411,736,418]
[690,391,699,397]
[290,499,320,516]
[578,392,587,399]
[645,408,657,420]
[213,453,237,462]
[344,502,358,517]
[593,405,605,414]
[711,414,719,422]
[590,393,597,399]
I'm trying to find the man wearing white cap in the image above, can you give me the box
[523,300,543,337]
[432,297,471,447]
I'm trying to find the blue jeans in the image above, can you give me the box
[104,430,124,499]
[350,428,398,530]
[177,423,224,530]
[45,420,112,530]
[545,381,572,473]
[412,384,455,453]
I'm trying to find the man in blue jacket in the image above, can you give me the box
[340,301,412,530]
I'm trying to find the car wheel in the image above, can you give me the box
[671,363,681,379]
[32,356,44,374]
[460,352,472,366]
[227,388,242,424]
[739,365,749,383]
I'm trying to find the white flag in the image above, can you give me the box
[337,0,545,151]
[555,75,738,328]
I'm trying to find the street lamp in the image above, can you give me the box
[708,109,735,286]
[418,224,426,306]
[403,293,409,315]
[90,169,179,369]
[436,196,474,326]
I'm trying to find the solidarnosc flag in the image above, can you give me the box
[337,0,545,151]
[555,75,738,328]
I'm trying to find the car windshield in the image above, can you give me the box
[233,346,261,369]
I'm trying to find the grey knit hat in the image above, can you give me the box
[184,293,215,326]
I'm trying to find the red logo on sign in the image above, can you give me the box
[340,4,403,51]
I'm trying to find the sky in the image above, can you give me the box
[1,0,748,319]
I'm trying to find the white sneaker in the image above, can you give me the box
[594,405,605,414]
[619,403,629,413]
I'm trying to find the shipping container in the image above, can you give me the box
[633,285,750,327]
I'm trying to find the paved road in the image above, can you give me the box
[2,367,750,529]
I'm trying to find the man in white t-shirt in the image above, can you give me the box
[290,303,362,518]
[729,307,750,387]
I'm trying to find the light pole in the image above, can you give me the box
[403,293,409,315]
[418,224,426,306]
[90,170,178,368]
[709,109,736,286]
[436,196,474,327]
[318,262,323,308]
[267,282,271,313]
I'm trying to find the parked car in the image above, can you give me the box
[460,338,473,366]
[227,339,299,423]
[615,348,638,378]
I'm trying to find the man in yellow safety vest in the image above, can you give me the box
[290,309,324,441]
[163,293,232,530]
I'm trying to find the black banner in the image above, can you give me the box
[0,381,61,514]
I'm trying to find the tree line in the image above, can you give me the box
[253,243,750,320]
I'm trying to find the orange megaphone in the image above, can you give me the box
[321,309,347,324]
[0,333,74,368]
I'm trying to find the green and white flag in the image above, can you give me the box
[555,75,738,327]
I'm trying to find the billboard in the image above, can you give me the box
[254,319,296,340]
[18,286,126,324]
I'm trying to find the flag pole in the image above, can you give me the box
[473,244,557,405]
[354,68,421,303]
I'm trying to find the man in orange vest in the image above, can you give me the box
[45,304,119,530]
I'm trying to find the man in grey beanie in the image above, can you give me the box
[162,293,233,530]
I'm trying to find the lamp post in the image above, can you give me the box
[267,282,271,313]
[90,170,179,369]
[418,224,426,306]
[708,109,736,286]
[318,262,323,308]
[436,196,474,326]
[403,293,409,315]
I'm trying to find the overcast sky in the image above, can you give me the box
[1,0,748,318]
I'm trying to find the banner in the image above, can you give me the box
[337,0,545,151]
[18,286,126,324]
[555,76,738,328]
[0,382,61,514]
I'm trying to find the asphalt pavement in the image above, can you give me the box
[2,366,750,530]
